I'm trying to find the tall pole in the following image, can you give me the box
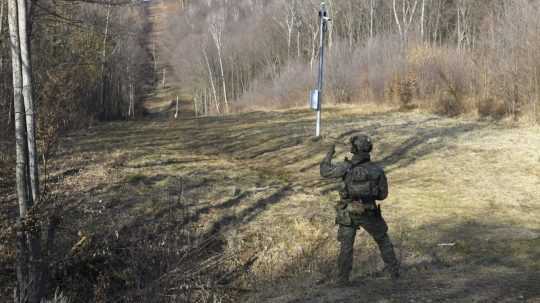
[316,2,329,137]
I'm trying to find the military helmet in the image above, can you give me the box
[350,134,373,154]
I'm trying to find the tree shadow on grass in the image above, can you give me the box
[201,186,292,239]
[315,121,484,195]
[376,123,481,172]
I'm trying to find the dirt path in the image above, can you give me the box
[142,0,194,118]
[46,105,540,302]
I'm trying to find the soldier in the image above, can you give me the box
[320,134,399,285]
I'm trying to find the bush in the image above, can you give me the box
[398,73,416,109]
[477,97,506,119]
[434,92,463,117]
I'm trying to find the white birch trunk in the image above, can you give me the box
[193,92,199,116]
[99,4,111,118]
[393,0,404,41]
[8,0,29,223]
[0,0,5,75]
[457,4,461,48]
[203,47,219,113]
[286,21,292,64]
[370,0,374,39]
[296,30,300,59]
[216,47,228,113]
[9,1,43,301]
[210,21,228,113]
[421,0,425,42]
[0,1,5,39]
[162,68,166,87]
[309,26,319,71]
[174,95,179,119]
[203,88,208,115]
[128,81,134,118]
[152,41,158,74]
[433,0,439,44]
[17,0,38,203]
[327,0,333,50]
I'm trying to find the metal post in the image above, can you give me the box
[315,2,329,137]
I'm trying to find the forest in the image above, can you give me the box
[0,0,539,302]
[161,0,540,121]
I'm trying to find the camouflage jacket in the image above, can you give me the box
[320,151,388,203]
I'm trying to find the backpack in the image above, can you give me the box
[344,163,378,200]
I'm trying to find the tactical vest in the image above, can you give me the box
[343,162,381,201]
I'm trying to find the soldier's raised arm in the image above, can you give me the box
[320,144,351,179]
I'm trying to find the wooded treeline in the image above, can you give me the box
[0,0,151,157]
[0,1,152,301]
[163,0,540,122]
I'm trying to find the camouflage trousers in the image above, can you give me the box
[336,208,399,282]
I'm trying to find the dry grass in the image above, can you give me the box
[1,103,539,302]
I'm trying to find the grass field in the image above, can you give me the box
[2,103,536,302]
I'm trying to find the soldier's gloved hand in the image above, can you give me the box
[327,144,336,157]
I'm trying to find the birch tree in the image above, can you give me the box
[370,0,375,40]
[392,0,419,44]
[17,0,38,203]
[456,0,473,49]
[420,0,425,42]
[98,3,111,119]
[0,1,5,39]
[1,0,5,76]
[273,0,297,65]
[202,42,220,113]
[209,10,228,113]
[8,0,44,301]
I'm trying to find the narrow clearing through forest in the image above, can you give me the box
[11,1,538,301]
[48,105,540,302]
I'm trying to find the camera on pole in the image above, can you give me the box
[310,2,331,137]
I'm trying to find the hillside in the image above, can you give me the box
[29,104,538,302]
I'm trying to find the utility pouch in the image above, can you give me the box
[346,201,366,216]
[335,204,352,226]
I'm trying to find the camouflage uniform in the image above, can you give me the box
[320,135,399,283]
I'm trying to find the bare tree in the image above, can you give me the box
[8,0,44,301]
[0,0,5,77]
[392,0,418,44]
[273,0,297,65]
[98,3,111,119]
[202,42,220,113]
[370,0,375,39]
[456,0,472,49]
[420,0,425,42]
[209,9,228,113]
[17,0,38,202]
[0,1,5,37]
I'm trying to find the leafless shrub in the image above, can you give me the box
[412,47,473,116]
[477,97,506,119]
[478,0,540,122]
[41,289,71,303]
[326,41,360,104]
[235,61,313,110]
[42,178,238,303]
[398,72,416,109]
[362,37,406,102]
